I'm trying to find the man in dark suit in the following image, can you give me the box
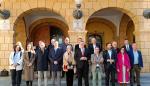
[130,43,143,86]
[112,41,120,54]
[74,37,84,78]
[103,42,117,86]
[48,38,56,78]
[88,37,101,55]
[48,41,63,86]
[74,41,90,86]
[111,41,120,82]
[35,41,49,86]
[60,37,71,54]
[75,37,84,54]
[122,39,133,84]
[48,39,56,51]
[123,39,132,55]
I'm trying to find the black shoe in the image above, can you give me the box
[137,85,141,86]
[61,75,65,78]
[130,85,133,86]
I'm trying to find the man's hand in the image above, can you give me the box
[100,58,103,64]
[27,63,32,66]
[74,67,77,74]
[84,57,87,60]
[107,59,114,64]
[54,61,58,65]
[80,57,87,60]
[12,64,17,67]
[117,69,120,72]
[110,59,114,64]
[127,68,130,72]
[107,59,110,62]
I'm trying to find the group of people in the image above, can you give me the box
[9,37,143,86]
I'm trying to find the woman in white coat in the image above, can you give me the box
[9,45,23,86]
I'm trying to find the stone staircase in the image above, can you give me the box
[0,73,149,86]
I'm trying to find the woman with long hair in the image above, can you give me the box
[23,43,35,86]
[116,47,131,86]
[9,45,23,86]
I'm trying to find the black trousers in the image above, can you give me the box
[105,65,115,86]
[10,69,22,86]
[77,67,89,86]
[66,69,74,86]
[26,81,32,86]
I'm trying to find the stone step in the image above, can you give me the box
[0,73,150,86]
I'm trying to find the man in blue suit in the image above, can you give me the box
[130,43,143,86]
[48,41,63,86]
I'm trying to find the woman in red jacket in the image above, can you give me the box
[116,47,131,86]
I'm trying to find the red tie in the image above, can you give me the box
[82,48,84,56]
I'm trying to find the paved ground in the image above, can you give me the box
[0,73,149,86]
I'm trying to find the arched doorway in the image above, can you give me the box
[86,18,116,49]
[86,7,135,49]
[30,20,68,46]
[13,8,69,48]
[119,14,135,45]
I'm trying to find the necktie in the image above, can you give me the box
[82,48,84,56]
[54,48,57,54]
[109,50,112,59]
[127,45,129,51]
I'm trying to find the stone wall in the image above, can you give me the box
[0,0,150,72]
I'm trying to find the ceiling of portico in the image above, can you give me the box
[89,8,125,36]
[23,10,67,30]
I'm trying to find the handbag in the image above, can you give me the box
[0,69,9,76]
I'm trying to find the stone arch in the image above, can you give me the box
[85,7,139,48]
[119,14,135,46]
[85,7,139,34]
[13,7,69,48]
[13,7,68,30]
[86,18,117,37]
[86,18,117,49]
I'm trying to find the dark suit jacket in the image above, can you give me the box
[75,44,86,55]
[103,50,117,70]
[112,47,120,54]
[35,48,49,71]
[74,44,79,51]
[123,44,133,63]
[123,44,132,54]
[88,43,101,56]
[130,50,143,67]
[60,43,67,54]
[74,48,90,69]
[48,44,54,52]
[48,48,63,71]
[60,43,73,54]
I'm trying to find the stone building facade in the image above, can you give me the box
[0,0,150,72]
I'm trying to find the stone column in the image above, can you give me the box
[136,31,150,73]
[0,30,14,70]
[68,30,87,46]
